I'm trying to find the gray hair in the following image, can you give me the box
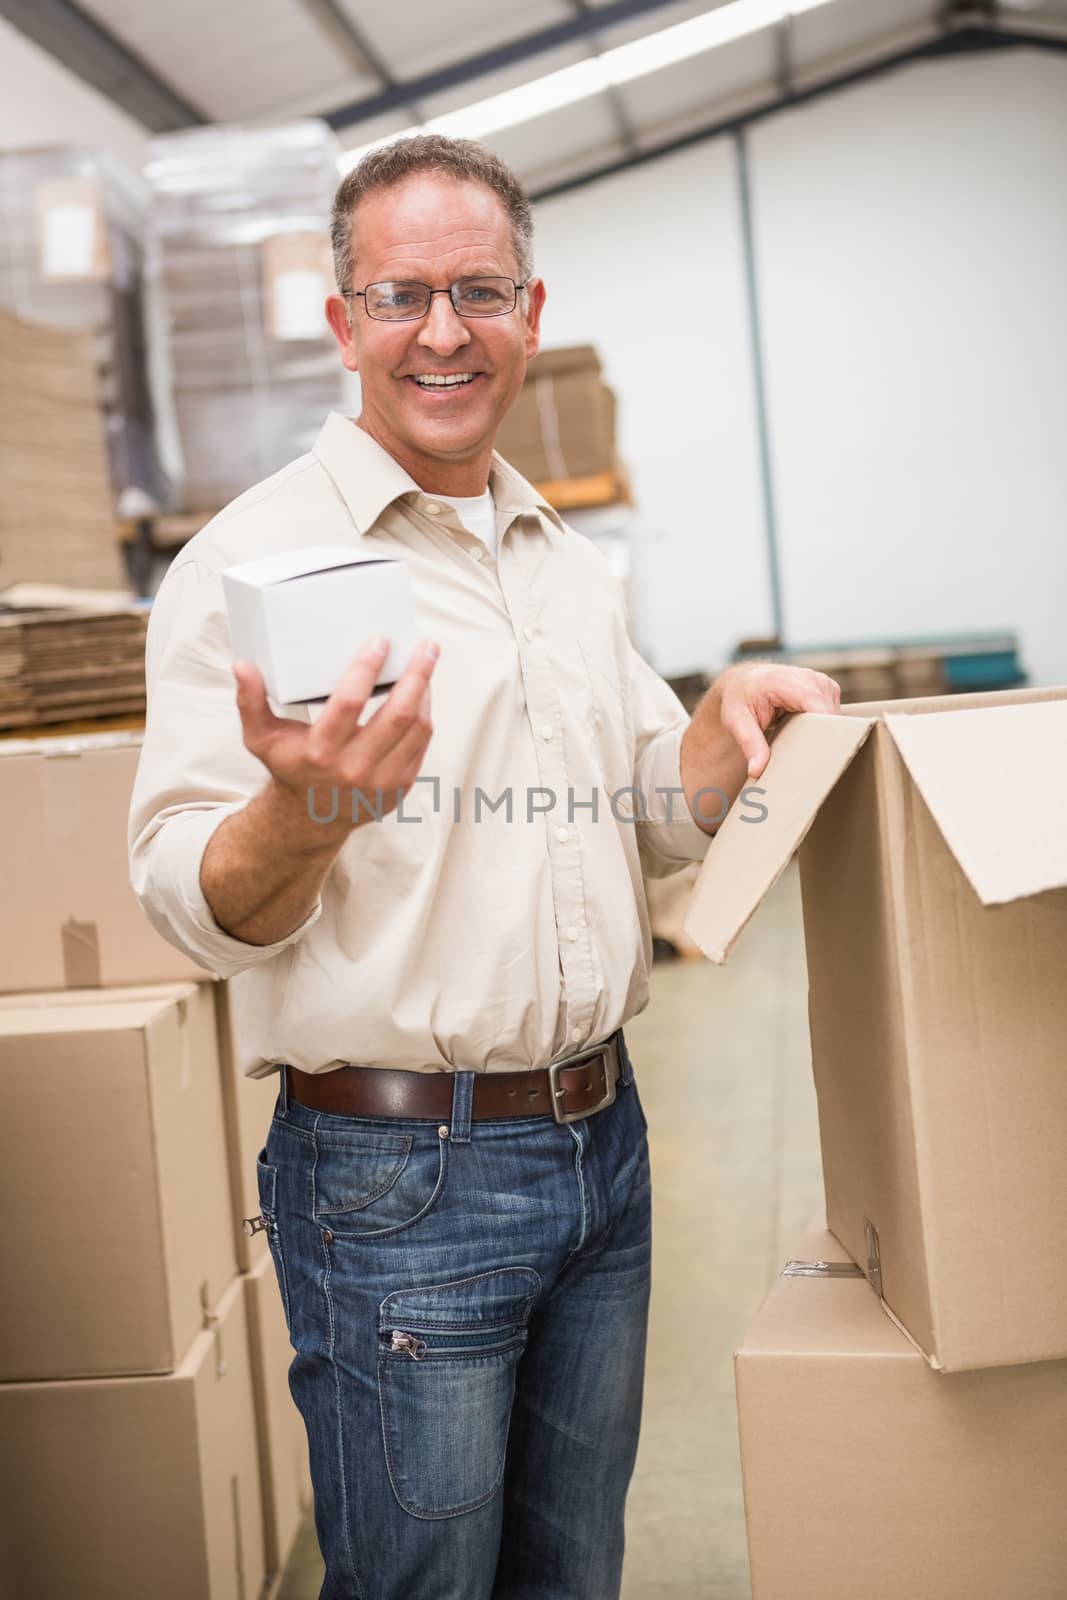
[330,133,535,300]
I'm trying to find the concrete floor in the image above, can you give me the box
[279,864,822,1598]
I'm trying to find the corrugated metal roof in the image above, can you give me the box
[28,2,1067,190]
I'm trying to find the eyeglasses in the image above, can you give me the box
[343,276,526,322]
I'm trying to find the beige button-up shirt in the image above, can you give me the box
[129,413,710,1078]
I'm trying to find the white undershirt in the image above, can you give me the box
[436,488,497,558]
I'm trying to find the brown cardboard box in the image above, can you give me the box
[0,1274,266,1600]
[735,1223,1067,1599]
[0,308,127,591]
[0,982,235,1379]
[245,1251,313,1576]
[494,345,616,483]
[0,728,204,991]
[686,686,1067,1372]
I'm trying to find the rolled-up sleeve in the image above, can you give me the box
[127,554,323,978]
[629,643,713,879]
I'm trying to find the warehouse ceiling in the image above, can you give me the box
[3,0,1066,192]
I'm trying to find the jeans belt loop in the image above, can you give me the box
[450,1070,475,1143]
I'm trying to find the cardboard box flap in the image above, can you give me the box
[885,700,1067,904]
[685,713,875,963]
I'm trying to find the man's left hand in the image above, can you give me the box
[680,662,842,833]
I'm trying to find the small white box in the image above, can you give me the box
[222,546,417,704]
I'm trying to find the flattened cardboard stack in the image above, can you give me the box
[494,344,622,497]
[146,121,344,513]
[0,593,147,729]
[0,728,311,1591]
[0,308,129,592]
[0,146,169,512]
[685,686,1067,1596]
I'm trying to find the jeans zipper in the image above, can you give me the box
[387,1326,522,1360]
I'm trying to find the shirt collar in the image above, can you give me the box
[312,411,566,537]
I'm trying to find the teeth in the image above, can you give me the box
[413,373,476,387]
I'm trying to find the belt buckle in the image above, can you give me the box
[548,1042,616,1126]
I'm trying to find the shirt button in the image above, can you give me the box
[566,925,578,941]
[424,501,441,515]
[540,724,553,740]
[523,625,535,642]
[555,826,569,843]
[470,546,484,561]
[571,1026,583,1044]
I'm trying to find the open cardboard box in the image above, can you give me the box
[686,685,1067,1372]
[735,1221,1067,1599]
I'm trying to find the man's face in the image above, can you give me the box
[325,174,546,489]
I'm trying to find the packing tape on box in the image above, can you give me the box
[534,374,569,481]
[783,1259,865,1279]
[61,918,101,987]
[865,1218,883,1297]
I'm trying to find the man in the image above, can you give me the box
[129,134,839,1600]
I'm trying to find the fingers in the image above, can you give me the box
[357,641,439,765]
[309,636,392,752]
[365,686,434,799]
[233,660,286,751]
[729,704,772,780]
[790,671,840,714]
[720,665,842,780]
[819,672,843,711]
[301,637,437,793]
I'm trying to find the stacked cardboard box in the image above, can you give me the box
[790,644,943,702]
[734,633,1027,701]
[494,344,621,493]
[0,727,313,1590]
[0,146,169,513]
[0,594,148,729]
[145,121,344,513]
[685,685,1067,1594]
[0,307,130,592]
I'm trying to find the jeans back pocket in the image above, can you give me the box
[377,1266,541,1519]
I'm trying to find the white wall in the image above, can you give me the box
[533,143,773,678]
[540,47,1067,687]
[748,48,1067,687]
[0,17,150,172]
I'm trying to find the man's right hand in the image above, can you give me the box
[233,636,440,829]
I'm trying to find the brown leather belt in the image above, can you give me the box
[286,1031,622,1126]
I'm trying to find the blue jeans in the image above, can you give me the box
[257,1034,652,1600]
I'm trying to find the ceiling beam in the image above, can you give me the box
[0,0,206,132]
[294,0,425,123]
[569,0,642,160]
[324,0,682,131]
[528,22,1067,204]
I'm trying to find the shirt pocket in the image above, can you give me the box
[377,1266,541,1518]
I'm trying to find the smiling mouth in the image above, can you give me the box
[407,372,481,392]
